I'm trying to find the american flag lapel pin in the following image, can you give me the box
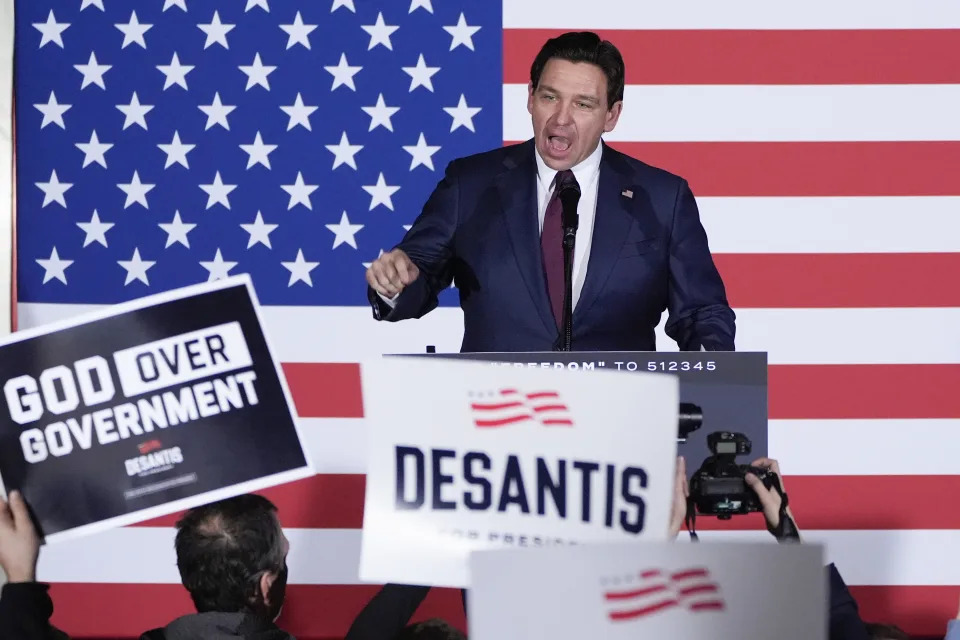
[621,189,633,199]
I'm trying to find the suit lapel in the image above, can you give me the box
[496,141,558,335]
[574,143,635,322]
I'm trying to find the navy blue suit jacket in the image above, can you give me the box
[369,140,735,352]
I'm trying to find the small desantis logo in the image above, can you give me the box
[602,567,725,621]
[468,389,573,428]
[126,439,183,478]
[138,439,163,455]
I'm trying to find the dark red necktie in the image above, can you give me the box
[541,169,578,327]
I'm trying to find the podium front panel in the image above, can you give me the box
[393,351,768,478]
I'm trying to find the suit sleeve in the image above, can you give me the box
[663,179,736,351]
[368,160,461,322]
[826,563,871,640]
[344,584,431,640]
[0,583,69,640]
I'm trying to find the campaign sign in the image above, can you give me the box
[0,276,313,543]
[358,357,679,587]
[469,541,826,640]
[414,351,768,483]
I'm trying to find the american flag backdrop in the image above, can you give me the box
[6,0,960,638]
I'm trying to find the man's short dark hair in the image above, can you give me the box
[529,31,625,109]
[396,618,466,640]
[174,494,286,613]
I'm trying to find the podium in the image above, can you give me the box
[395,351,768,476]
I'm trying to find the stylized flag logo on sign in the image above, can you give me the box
[603,567,725,621]
[469,389,573,428]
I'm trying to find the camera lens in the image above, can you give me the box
[678,402,702,440]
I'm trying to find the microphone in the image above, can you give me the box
[554,177,581,352]
[558,181,581,244]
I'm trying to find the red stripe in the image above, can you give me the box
[609,599,679,620]
[132,473,960,531]
[769,365,960,419]
[671,568,709,581]
[678,584,719,597]
[43,583,955,639]
[48,583,467,640]
[715,253,960,308]
[283,362,362,419]
[475,414,531,427]
[533,404,569,412]
[285,363,960,420]
[640,569,662,579]
[503,141,960,197]
[540,418,573,426]
[850,585,956,637]
[504,29,960,85]
[132,474,367,528]
[470,401,524,411]
[604,584,667,600]
[526,391,560,400]
[689,474,960,531]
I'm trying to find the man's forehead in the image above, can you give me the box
[539,61,607,94]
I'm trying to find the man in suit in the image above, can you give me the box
[366,31,735,352]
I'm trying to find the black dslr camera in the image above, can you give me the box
[688,431,778,520]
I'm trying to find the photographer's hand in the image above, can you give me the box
[744,457,801,542]
[668,456,688,538]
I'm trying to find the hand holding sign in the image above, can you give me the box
[668,456,688,538]
[0,491,40,583]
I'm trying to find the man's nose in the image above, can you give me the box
[553,101,574,125]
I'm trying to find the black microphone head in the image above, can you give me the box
[558,178,581,231]
[558,179,581,200]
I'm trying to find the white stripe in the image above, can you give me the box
[769,419,960,475]
[36,526,960,586]
[300,418,959,476]
[503,84,960,142]
[17,303,960,365]
[676,529,960,586]
[715,307,960,364]
[36,527,361,585]
[0,0,12,336]
[503,0,960,29]
[302,418,366,474]
[698,197,960,254]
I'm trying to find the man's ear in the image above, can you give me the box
[259,570,278,607]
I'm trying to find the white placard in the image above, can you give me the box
[469,541,826,640]
[359,356,679,587]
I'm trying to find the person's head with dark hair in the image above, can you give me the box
[527,31,625,171]
[865,622,911,640]
[396,618,466,640]
[174,493,289,621]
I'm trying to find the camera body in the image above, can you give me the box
[688,431,777,520]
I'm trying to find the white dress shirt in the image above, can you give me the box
[534,141,603,311]
[378,141,604,310]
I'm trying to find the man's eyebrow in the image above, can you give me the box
[536,84,601,104]
[574,94,601,105]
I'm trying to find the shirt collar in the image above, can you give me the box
[534,139,604,191]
